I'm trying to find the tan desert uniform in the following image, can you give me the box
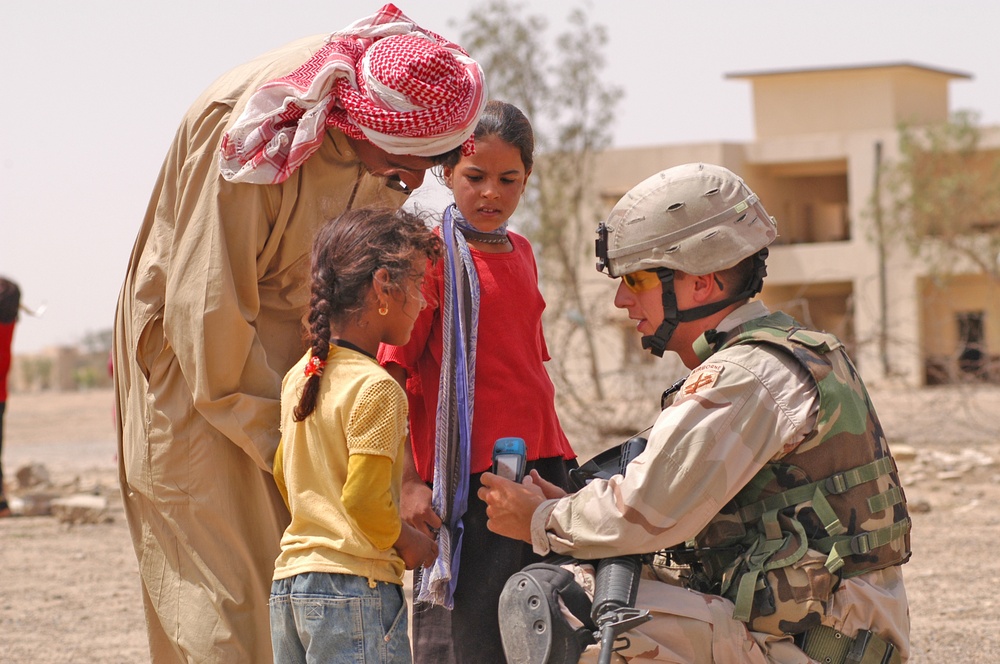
[530,302,909,663]
[113,36,406,664]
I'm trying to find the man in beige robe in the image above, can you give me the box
[113,6,486,662]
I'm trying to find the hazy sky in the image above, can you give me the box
[3,0,1000,353]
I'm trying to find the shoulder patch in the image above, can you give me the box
[681,363,724,396]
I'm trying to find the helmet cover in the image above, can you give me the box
[597,163,776,278]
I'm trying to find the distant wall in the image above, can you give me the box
[10,347,113,393]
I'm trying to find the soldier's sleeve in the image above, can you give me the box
[532,347,818,559]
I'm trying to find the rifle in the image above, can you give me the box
[570,436,652,664]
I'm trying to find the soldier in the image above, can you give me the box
[479,163,911,663]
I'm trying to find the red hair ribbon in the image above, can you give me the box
[304,355,326,378]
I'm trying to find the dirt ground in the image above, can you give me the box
[1,385,999,663]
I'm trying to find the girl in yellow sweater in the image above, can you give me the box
[271,208,441,663]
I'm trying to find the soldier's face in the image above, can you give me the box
[614,279,664,336]
[614,270,707,364]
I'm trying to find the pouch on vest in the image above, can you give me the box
[719,511,838,636]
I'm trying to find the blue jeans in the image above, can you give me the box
[270,572,410,664]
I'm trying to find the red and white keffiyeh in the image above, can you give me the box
[219,3,487,185]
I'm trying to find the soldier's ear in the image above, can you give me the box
[683,272,719,304]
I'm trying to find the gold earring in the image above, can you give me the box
[379,302,389,316]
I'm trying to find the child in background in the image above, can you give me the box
[270,208,441,664]
[0,277,20,518]
[379,101,577,662]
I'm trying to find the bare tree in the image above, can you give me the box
[873,111,1000,385]
[877,110,1000,283]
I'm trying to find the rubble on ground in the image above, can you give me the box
[4,462,120,525]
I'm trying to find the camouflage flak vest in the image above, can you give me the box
[680,312,911,636]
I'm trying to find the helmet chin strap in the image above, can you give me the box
[640,278,740,357]
[641,270,678,358]
[641,250,769,358]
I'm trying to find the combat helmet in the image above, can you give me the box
[595,163,777,356]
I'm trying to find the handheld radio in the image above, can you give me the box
[492,437,527,483]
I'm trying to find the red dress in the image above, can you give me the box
[0,322,14,404]
[378,231,574,481]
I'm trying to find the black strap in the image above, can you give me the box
[520,562,596,631]
[331,338,375,360]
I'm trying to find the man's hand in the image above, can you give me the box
[478,471,549,544]
[401,476,442,539]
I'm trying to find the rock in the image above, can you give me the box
[50,494,111,525]
[5,495,26,515]
[15,463,51,489]
[910,499,932,513]
[12,491,63,516]
[892,444,918,461]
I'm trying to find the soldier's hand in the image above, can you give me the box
[479,471,545,544]
[524,469,568,500]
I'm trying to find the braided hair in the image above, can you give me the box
[294,208,441,420]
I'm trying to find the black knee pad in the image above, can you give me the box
[498,563,596,664]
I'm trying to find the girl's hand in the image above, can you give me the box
[394,521,439,570]
[400,477,442,539]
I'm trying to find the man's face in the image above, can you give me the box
[350,140,437,192]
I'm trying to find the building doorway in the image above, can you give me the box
[957,311,986,379]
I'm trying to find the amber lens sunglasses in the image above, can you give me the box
[621,270,661,293]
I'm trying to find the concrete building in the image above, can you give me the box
[581,62,1000,389]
